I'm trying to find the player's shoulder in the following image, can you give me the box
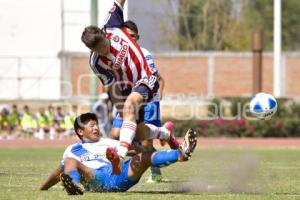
[89,52,99,65]
[66,142,82,151]
[141,47,152,56]
[63,143,81,155]
[141,47,154,61]
[113,0,123,10]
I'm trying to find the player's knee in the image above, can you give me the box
[64,157,78,167]
[126,92,143,106]
[110,128,120,139]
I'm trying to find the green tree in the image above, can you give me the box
[161,0,300,51]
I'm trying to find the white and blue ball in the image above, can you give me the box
[250,92,277,120]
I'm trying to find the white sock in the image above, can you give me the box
[118,121,137,157]
[145,123,170,140]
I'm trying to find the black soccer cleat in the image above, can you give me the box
[60,173,84,195]
[179,128,197,161]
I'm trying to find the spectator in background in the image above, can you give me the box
[54,106,66,137]
[0,105,10,140]
[36,107,49,140]
[21,105,37,138]
[9,104,21,138]
[93,93,111,137]
[35,107,56,140]
[62,105,78,139]
[45,105,55,133]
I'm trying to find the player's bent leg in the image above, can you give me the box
[60,173,84,195]
[162,121,179,149]
[151,128,197,166]
[127,151,153,180]
[61,157,93,195]
[146,145,162,183]
[118,92,143,158]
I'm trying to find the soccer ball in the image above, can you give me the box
[249,92,277,120]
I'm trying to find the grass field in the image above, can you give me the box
[1,147,300,200]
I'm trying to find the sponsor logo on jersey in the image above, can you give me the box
[80,153,105,162]
[112,35,120,43]
[114,42,129,70]
[145,55,152,60]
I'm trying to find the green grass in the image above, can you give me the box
[1,147,300,200]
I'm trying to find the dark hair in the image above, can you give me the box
[81,25,106,49]
[124,20,139,34]
[74,112,98,139]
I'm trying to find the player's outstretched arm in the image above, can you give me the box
[117,0,125,7]
[38,167,63,191]
[158,74,165,100]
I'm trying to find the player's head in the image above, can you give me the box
[74,112,101,142]
[81,25,110,55]
[124,20,140,41]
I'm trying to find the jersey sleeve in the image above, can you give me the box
[103,1,124,28]
[89,53,116,86]
[141,47,158,74]
[60,145,81,167]
[103,138,120,149]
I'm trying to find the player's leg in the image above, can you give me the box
[143,101,162,183]
[128,128,197,181]
[60,157,93,195]
[111,113,178,150]
[145,141,163,183]
[117,75,161,158]
[117,91,143,158]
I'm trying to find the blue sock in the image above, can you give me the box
[151,166,162,175]
[150,147,162,174]
[151,150,179,168]
[68,170,80,185]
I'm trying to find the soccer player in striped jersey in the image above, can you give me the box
[110,20,169,183]
[38,113,197,195]
[81,0,177,173]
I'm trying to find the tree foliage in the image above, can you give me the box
[162,0,300,51]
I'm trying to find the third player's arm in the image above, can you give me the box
[117,0,125,7]
[158,73,165,100]
[38,167,63,191]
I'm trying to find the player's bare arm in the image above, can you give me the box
[117,0,125,7]
[39,167,63,190]
[158,73,165,100]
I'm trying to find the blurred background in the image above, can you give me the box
[0,0,300,140]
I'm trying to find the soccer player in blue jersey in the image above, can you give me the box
[110,20,168,183]
[39,113,197,195]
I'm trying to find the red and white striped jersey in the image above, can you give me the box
[89,1,154,90]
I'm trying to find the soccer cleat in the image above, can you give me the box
[60,173,84,195]
[179,128,197,161]
[160,121,180,149]
[106,147,123,175]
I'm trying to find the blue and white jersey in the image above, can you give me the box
[141,47,157,74]
[141,47,160,102]
[61,138,120,169]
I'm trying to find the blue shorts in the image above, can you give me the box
[87,160,139,192]
[112,101,161,128]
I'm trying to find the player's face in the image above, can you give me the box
[126,28,139,42]
[92,39,110,56]
[82,120,101,142]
